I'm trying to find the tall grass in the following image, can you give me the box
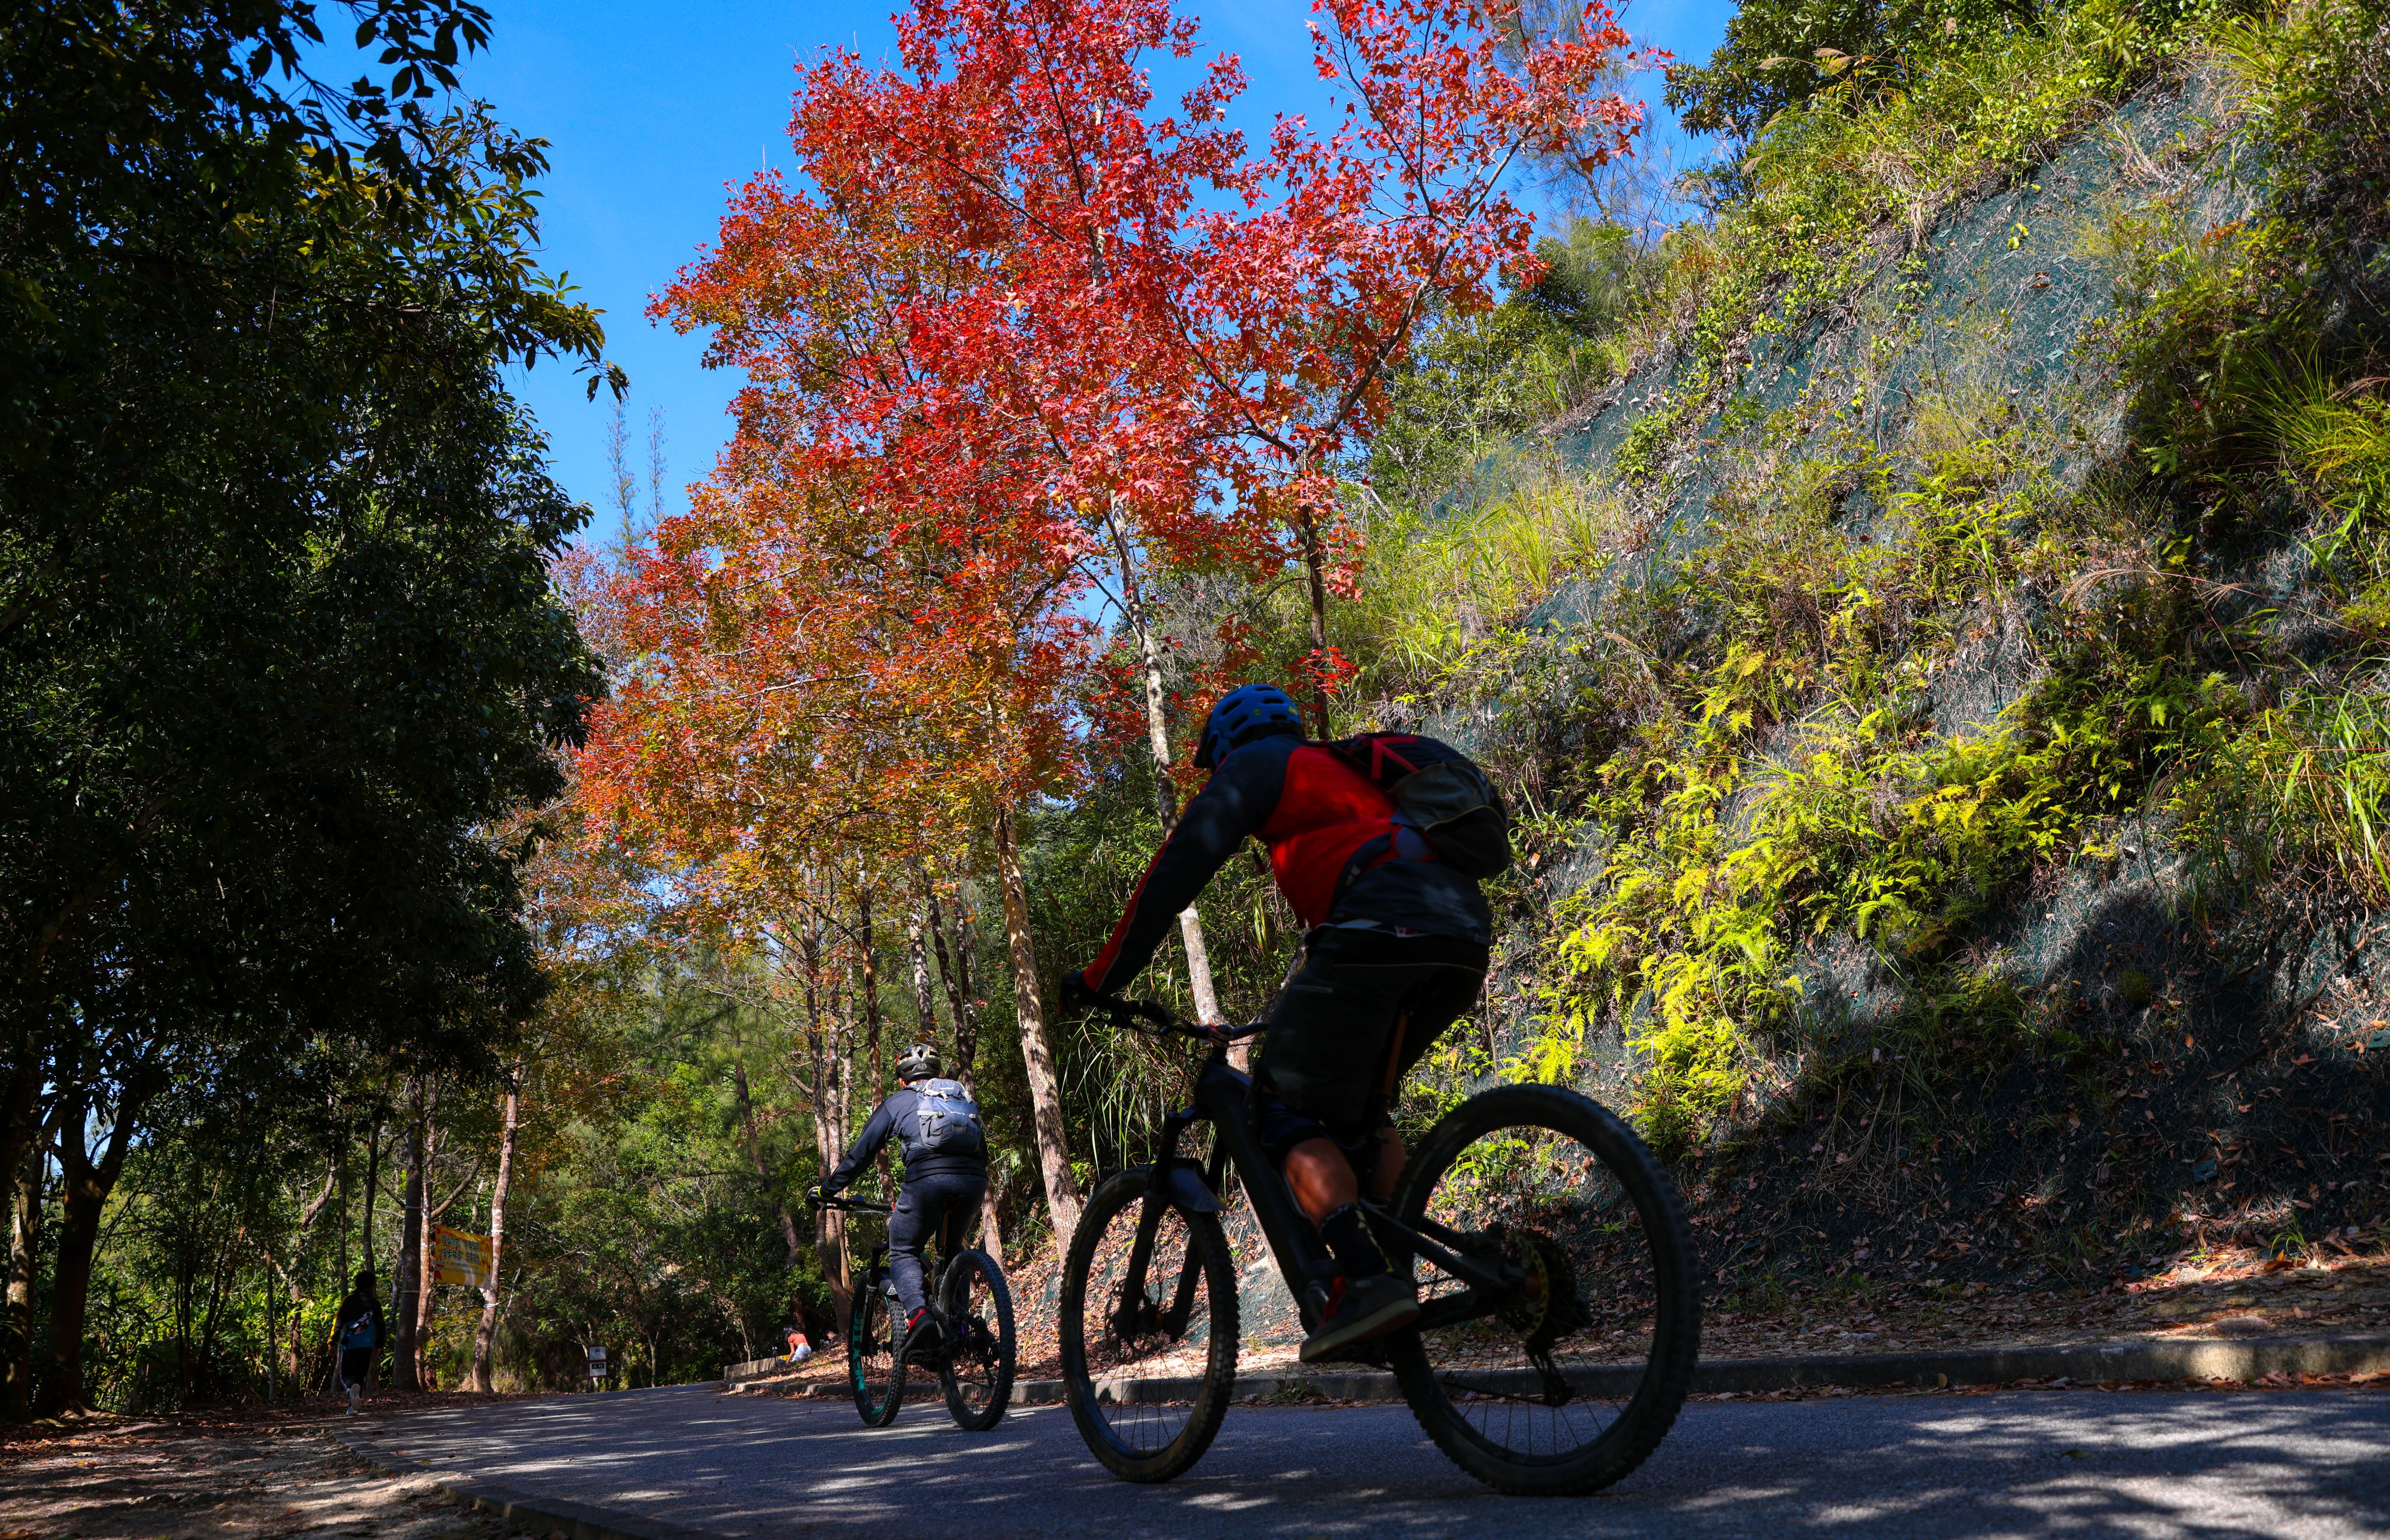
[2182,683,2390,905]
[2174,355,2390,905]
[1342,472,1628,696]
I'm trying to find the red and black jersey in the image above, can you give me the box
[1079,735,1494,997]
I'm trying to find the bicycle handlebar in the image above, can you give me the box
[810,1194,891,1214]
[1088,996,1266,1045]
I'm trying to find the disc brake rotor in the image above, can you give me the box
[1107,1280,1162,1346]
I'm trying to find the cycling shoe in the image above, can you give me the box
[1299,1272,1419,1364]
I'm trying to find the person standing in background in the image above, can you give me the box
[330,1269,387,1416]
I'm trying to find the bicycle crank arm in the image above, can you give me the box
[1413,1289,1503,1335]
[1357,1200,1521,1299]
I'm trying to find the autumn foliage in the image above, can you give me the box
[572,0,1649,1242]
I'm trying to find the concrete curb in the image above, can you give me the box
[329,1427,718,1540]
[722,1355,793,1384]
[958,1333,2390,1406]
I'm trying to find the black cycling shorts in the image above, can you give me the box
[887,1170,985,1318]
[1253,926,1489,1150]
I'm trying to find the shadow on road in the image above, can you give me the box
[350,1382,2390,1538]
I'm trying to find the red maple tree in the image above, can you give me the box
[1175,0,1651,729]
[576,0,1653,1240]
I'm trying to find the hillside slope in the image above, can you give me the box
[1376,14,2390,1305]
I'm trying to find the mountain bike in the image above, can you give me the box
[1056,998,1698,1495]
[811,1193,1015,1431]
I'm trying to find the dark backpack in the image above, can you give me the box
[901,1078,985,1164]
[337,1308,378,1351]
[1326,732,1513,880]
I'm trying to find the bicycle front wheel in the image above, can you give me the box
[1058,1169,1238,1482]
[1386,1083,1698,1495]
[939,1248,1016,1431]
[847,1275,905,1427]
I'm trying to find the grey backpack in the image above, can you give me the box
[902,1078,985,1162]
[1326,732,1513,879]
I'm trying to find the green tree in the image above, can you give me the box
[2,0,614,1411]
[1665,0,2046,145]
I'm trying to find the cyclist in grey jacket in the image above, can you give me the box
[818,1044,987,1348]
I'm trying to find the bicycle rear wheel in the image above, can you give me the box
[938,1248,1016,1431]
[1386,1083,1698,1495]
[847,1274,905,1427]
[1058,1169,1238,1482]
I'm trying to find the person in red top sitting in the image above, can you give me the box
[1063,683,1494,1363]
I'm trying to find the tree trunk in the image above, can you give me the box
[976,1166,1006,1265]
[1296,495,1335,738]
[1103,502,1223,1025]
[921,864,978,1075]
[4,1122,42,1420]
[37,1078,136,1415]
[855,882,892,1194]
[358,1119,382,1391]
[918,865,1006,1259]
[730,1053,805,1269]
[799,908,853,1338]
[39,1181,101,1416]
[470,1066,520,1393]
[392,1096,425,1393]
[905,889,939,1045]
[412,1089,442,1382]
[990,805,1080,1246]
[359,1119,381,1265]
[196,1218,239,1402]
[279,1161,337,1388]
[0,1033,43,1422]
[858,882,882,1092]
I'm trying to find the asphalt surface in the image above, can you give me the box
[346,1380,2390,1539]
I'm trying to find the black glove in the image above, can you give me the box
[1055,969,1102,1017]
[805,1185,828,1209]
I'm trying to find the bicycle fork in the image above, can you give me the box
[1115,1113,1209,1343]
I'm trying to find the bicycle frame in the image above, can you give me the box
[1122,1022,1528,1345]
[819,1193,980,1343]
[829,1214,923,1297]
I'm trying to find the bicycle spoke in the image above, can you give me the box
[941,1253,1010,1422]
[1398,1098,1688,1474]
[849,1279,905,1426]
[1066,1179,1231,1468]
[1084,1213,1205,1448]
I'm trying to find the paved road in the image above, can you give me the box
[346,1381,2390,1539]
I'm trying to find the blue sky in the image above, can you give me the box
[463,1,1735,533]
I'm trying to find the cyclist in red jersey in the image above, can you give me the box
[1065,684,1494,1362]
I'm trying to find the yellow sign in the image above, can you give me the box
[432,1225,494,1290]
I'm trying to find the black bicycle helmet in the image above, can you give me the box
[1193,682,1304,770]
[896,1042,941,1081]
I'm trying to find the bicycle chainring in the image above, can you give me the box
[1498,1226,1591,1356]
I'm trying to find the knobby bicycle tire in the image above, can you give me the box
[847,1275,905,1427]
[1058,1169,1239,1482]
[1386,1083,1699,1495]
[938,1247,1016,1431]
